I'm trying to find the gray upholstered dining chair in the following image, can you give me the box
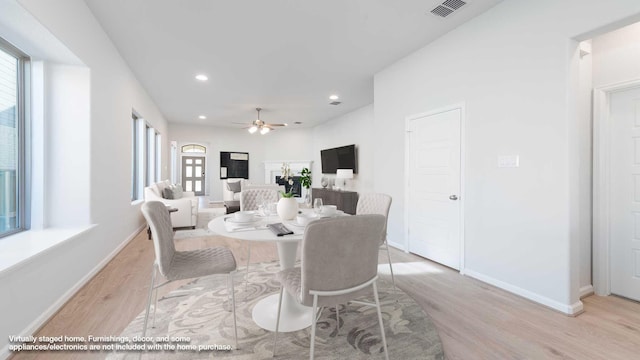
[272,215,389,360]
[240,188,279,293]
[141,201,238,348]
[356,193,395,292]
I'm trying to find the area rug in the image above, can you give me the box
[172,208,226,239]
[108,262,444,359]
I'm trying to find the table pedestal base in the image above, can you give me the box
[252,293,312,332]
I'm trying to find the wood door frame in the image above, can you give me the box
[593,78,640,296]
[404,103,466,274]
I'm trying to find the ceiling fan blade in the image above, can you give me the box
[266,123,287,127]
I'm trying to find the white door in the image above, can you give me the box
[182,156,205,196]
[407,107,462,270]
[610,86,640,301]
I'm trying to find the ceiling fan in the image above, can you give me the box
[237,107,287,134]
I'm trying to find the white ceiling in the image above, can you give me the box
[84,0,502,129]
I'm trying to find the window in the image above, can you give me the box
[131,112,161,201]
[0,38,29,238]
[155,132,161,181]
[181,144,206,153]
[145,124,151,186]
[131,113,139,201]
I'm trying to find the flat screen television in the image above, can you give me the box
[321,144,357,174]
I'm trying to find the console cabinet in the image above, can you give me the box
[311,188,358,215]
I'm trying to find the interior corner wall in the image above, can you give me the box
[312,104,374,194]
[43,63,91,227]
[0,0,169,353]
[576,41,594,294]
[373,0,640,312]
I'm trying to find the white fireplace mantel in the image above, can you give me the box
[264,160,313,184]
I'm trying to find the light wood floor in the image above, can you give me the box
[11,227,640,360]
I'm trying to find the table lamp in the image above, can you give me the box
[335,169,353,191]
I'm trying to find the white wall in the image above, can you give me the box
[374,0,640,313]
[592,22,640,87]
[312,104,374,193]
[0,0,169,354]
[168,124,314,200]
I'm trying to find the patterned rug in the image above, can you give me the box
[109,262,444,360]
[171,208,226,239]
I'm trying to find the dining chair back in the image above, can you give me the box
[356,193,392,245]
[240,188,279,211]
[356,193,396,293]
[300,215,385,306]
[141,201,238,348]
[239,188,280,295]
[273,215,389,359]
[144,201,177,277]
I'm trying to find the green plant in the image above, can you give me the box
[280,190,295,198]
[300,167,312,189]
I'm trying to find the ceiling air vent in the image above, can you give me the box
[430,0,467,18]
[442,0,466,10]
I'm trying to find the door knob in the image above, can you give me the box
[449,195,458,200]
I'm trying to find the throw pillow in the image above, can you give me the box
[162,184,184,199]
[172,184,184,199]
[226,180,241,193]
[162,186,173,199]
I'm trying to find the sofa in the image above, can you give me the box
[144,180,198,228]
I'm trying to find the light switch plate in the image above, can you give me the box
[498,155,519,168]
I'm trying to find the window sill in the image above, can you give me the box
[131,199,144,206]
[0,225,96,276]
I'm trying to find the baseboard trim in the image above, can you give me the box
[580,285,594,299]
[463,268,584,316]
[0,224,145,360]
[387,239,405,251]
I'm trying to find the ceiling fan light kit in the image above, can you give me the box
[245,107,286,135]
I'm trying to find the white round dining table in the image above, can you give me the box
[208,213,311,332]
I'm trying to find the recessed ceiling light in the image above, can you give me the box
[329,94,339,100]
[195,74,208,81]
[198,115,206,120]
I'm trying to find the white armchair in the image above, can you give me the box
[144,180,198,228]
[222,178,245,201]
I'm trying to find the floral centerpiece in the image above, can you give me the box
[280,163,295,198]
[277,162,298,220]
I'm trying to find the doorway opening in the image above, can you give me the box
[578,20,640,301]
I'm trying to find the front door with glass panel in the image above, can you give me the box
[182,156,205,196]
